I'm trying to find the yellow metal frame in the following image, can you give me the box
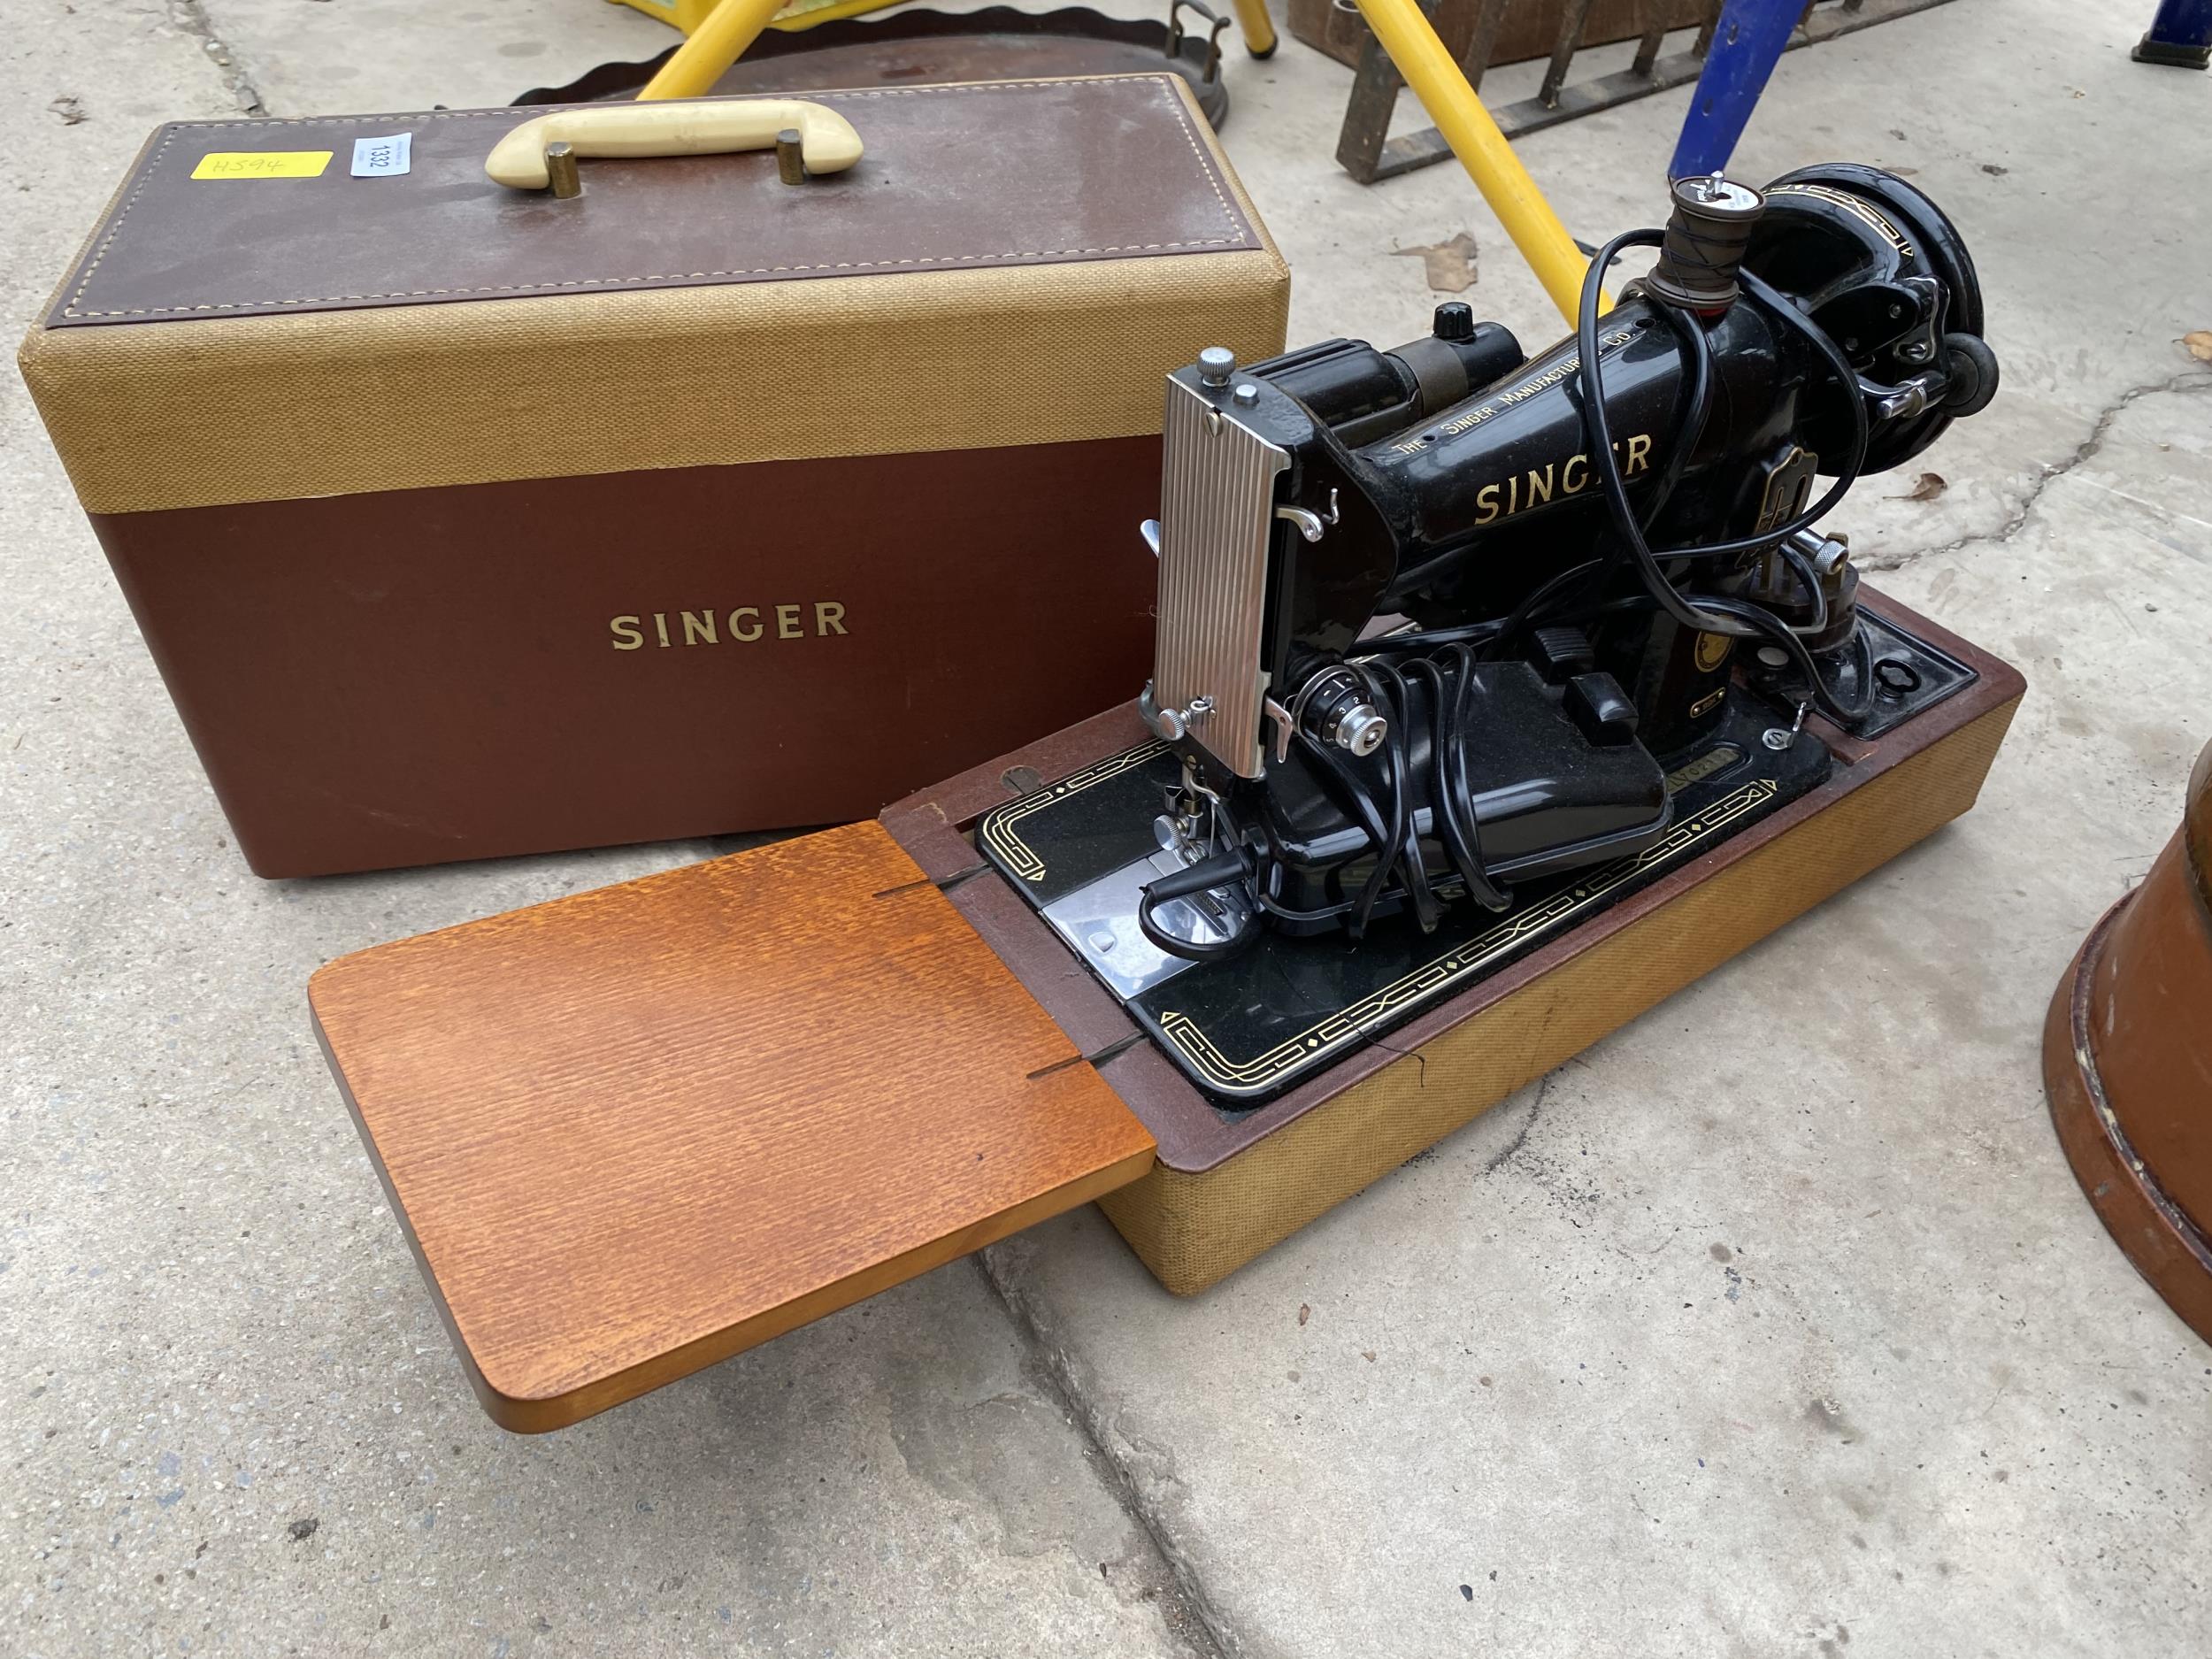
[613,0,1269,39]
[638,0,790,97]
[1230,0,1278,57]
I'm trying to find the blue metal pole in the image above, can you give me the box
[2134,0,2212,68]
[1667,0,1805,180]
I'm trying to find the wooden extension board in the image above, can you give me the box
[311,822,1156,1432]
[311,588,2023,1430]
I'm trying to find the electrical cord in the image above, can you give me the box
[1644,300,1715,530]
[1359,617,1507,655]
[1571,229,1873,726]
[1290,650,1511,941]
[1399,648,1514,911]
[1364,557,1602,658]
[1142,642,1517,959]
[1580,249,1872,565]
[1135,849,1263,962]
[1775,536,1829,636]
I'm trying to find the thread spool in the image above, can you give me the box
[1644,174,1764,311]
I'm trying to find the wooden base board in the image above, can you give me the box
[311,821,1156,1432]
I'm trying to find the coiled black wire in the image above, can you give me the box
[1135,847,1262,962]
[1268,649,1516,943]
[1571,230,1874,726]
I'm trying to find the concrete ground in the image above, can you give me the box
[4,0,2208,1653]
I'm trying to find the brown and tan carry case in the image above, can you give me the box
[310,588,2024,1432]
[19,75,1287,878]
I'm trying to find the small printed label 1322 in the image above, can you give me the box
[349,133,413,178]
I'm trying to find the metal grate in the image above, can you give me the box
[1337,0,1957,184]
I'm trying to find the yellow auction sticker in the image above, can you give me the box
[190,150,334,180]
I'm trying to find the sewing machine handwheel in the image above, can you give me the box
[1768,162,1986,337]
[1758,162,1990,477]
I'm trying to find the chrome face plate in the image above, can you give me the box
[1150,376,1289,781]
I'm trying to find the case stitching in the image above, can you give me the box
[60,79,1248,319]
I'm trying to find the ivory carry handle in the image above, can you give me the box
[485,100,863,190]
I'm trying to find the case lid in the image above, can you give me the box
[310,821,1155,1432]
[19,75,1288,514]
[40,81,1256,328]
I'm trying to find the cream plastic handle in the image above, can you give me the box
[485,99,863,189]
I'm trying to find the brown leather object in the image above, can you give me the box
[2043,741,2212,1344]
[90,439,1164,877]
[43,81,1257,326]
[19,76,1289,875]
[310,819,1157,1432]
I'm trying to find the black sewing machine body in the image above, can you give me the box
[982,165,1999,1103]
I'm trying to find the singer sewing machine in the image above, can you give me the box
[312,165,2024,1431]
[975,162,2004,1102]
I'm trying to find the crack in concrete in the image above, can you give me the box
[972,1251,1239,1659]
[973,1072,1561,1656]
[1860,371,2212,572]
[1481,1072,1552,1175]
[167,0,266,115]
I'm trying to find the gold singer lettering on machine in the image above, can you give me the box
[1472,431,1655,526]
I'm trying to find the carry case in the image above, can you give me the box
[19,75,1287,876]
